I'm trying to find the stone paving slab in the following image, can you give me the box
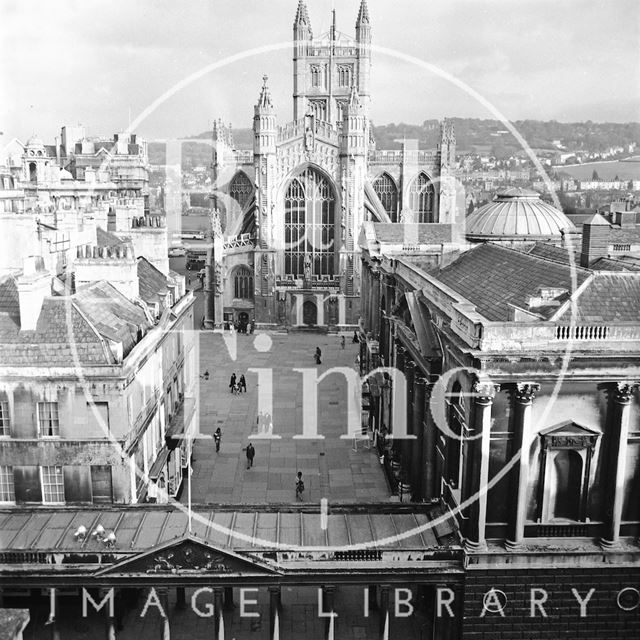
[190,332,390,506]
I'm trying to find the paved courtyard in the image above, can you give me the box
[190,331,390,505]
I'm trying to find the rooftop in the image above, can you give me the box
[435,243,591,322]
[466,188,576,240]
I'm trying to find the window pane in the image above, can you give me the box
[0,401,10,436]
[0,466,14,502]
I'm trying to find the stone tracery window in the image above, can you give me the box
[284,167,335,278]
[310,64,322,88]
[409,172,435,223]
[228,172,253,211]
[373,173,399,222]
[337,64,353,87]
[234,266,253,299]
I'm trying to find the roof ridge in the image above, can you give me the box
[486,241,590,273]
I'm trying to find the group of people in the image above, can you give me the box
[223,320,255,334]
[229,373,247,394]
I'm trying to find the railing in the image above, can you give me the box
[555,325,609,340]
[525,522,602,538]
[233,150,253,164]
[223,233,255,250]
[277,118,338,144]
[612,244,632,252]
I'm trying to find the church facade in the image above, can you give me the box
[210,0,458,331]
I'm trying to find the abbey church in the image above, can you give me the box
[212,0,460,330]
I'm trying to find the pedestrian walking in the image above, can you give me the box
[246,443,255,469]
[214,427,221,453]
[295,471,305,501]
[239,374,247,393]
[352,329,359,343]
[314,346,322,364]
[340,335,345,349]
[229,373,236,393]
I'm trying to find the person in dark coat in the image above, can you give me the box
[352,330,359,343]
[214,427,221,453]
[229,373,236,393]
[239,374,247,393]
[246,443,255,469]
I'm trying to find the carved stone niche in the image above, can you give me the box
[536,421,601,524]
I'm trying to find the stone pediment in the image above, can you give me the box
[95,535,280,577]
[539,421,600,449]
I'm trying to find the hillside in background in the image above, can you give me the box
[148,119,640,167]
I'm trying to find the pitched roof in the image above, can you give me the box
[608,226,640,244]
[372,223,453,244]
[96,226,126,247]
[435,243,591,322]
[590,255,640,272]
[0,277,111,366]
[555,273,640,323]
[74,281,150,354]
[137,257,169,306]
[526,242,579,265]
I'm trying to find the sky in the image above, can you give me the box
[1,0,639,143]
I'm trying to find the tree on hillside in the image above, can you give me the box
[592,169,600,181]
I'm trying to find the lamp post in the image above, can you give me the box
[204,208,222,330]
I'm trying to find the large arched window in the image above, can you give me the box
[284,167,335,278]
[229,172,253,211]
[409,172,435,223]
[234,266,253,299]
[373,173,399,222]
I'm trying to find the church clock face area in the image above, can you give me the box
[3,1,640,639]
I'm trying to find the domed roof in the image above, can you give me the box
[466,188,576,240]
[25,135,44,149]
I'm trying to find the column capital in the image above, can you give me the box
[473,381,500,403]
[514,382,540,403]
[614,381,639,404]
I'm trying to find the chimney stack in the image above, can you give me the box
[16,256,51,331]
[580,213,610,268]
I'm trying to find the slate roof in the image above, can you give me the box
[137,257,169,306]
[74,281,150,354]
[435,243,591,322]
[608,226,640,244]
[96,226,126,247]
[0,276,151,366]
[556,273,640,323]
[372,223,453,244]
[591,256,640,272]
[0,277,110,366]
[526,242,580,265]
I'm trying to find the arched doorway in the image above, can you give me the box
[238,312,249,333]
[303,300,317,326]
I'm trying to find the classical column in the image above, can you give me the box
[224,587,234,611]
[411,375,427,501]
[402,360,416,479]
[158,588,170,640]
[601,382,638,548]
[213,588,224,635]
[392,343,406,459]
[506,382,539,550]
[268,586,281,640]
[378,585,390,640]
[322,585,336,639]
[371,271,380,336]
[423,378,438,501]
[464,381,499,550]
[47,588,61,640]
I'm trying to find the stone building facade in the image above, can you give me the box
[209,0,460,331]
[359,232,640,638]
